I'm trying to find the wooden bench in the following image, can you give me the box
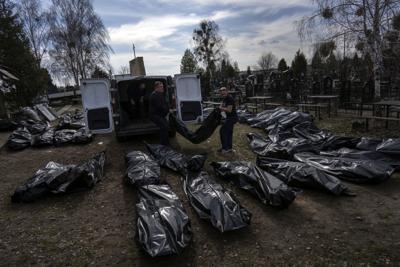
[242,103,260,114]
[296,103,327,119]
[345,115,400,131]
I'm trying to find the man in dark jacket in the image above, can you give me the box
[218,87,238,153]
[149,81,170,146]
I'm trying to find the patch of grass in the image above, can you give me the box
[316,116,400,139]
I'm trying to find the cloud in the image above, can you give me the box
[108,15,198,48]
[103,0,314,76]
[106,9,240,74]
[108,10,239,48]
[157,0,312,9]
[108,12,313,74]
[258,40,267,46]
[224,14,312,70]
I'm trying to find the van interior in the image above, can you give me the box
[117,78,168,130]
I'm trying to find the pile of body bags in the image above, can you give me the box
[7,107,93,150]
[124,143,362,257]
[124,144,255,257]
[242,107,400,185]
[122,141,360,257]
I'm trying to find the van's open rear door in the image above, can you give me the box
[174,74,203,123]
[80,79,113,134]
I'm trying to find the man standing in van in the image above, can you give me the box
[149,81,170,146]
[218,87,238,153]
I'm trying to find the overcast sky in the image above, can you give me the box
[92,0,315,75]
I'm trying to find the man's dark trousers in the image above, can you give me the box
[219,117,237,150]
[151,115,170,146]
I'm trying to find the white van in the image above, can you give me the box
[80,74,203,141]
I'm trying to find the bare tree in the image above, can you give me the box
[48,0,112,87]
[17,0,49,67]
[118,65,130,75]
[298,0,400,97]
[257,52,278,75]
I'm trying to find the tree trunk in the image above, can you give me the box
[371,37,383,99]
[372,0,383,99]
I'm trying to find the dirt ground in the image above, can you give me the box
[1,114,400,266]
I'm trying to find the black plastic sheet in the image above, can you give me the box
[138,183,181,202]
[376,139,400,155]
[19,120,49,135]
[294,152,394,184]
[11,162,72,202]
[136,184,192,257]
[252,118,358,152]
[266,111,313,132]
[237,108,254,123]
[292,121,330,145]
[169,108,221,144]
[320,148,400,170]
[54,129,77,146]
[32,128,55,147]
[247,108,292,129]
[256,156,352,195]
[57,112,86,130]
[73,151,106,188]
[73,128,93,144]
[186,154,207,173]
[355,137,400,155]
[146,143,207,175]
[11,151,106,203]
[15,107,42,122]
[54,129,93,146]
[247,133,317,160]
[7,127,32,150]
[146,144,250,232]
[125,151,161,187]
[267,126,297,143]
[356,137,382,151]
[292,122,359,151]
[7,108,93,150]
[146,143,188,173]
[211,161,298,207]
[246,133,272,155]
[184,170,251,232]
[248,119,359,159]
[321,135,360,151]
